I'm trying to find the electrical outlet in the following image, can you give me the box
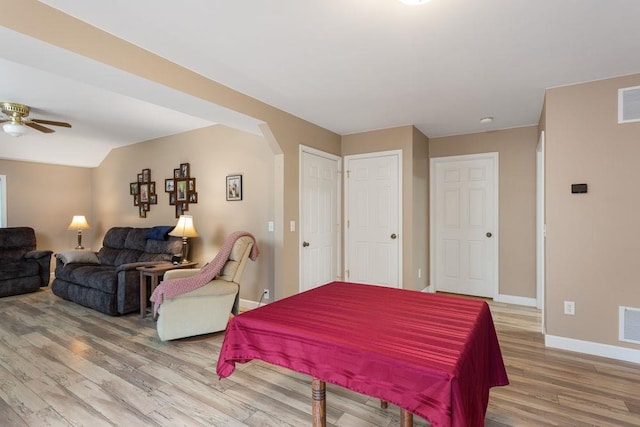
[263,288,270,300]
[564,301,575,315]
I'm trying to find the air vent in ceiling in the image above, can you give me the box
[619,306,640,344]
[618,85,640,123]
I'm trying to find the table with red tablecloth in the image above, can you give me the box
[217,281,508,427]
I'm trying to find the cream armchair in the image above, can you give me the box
[156,235,255,341]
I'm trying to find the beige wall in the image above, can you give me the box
[341,125,429,291]
[430,126,538,298]
[92,125,273,303]
[0,160,93,259]
[544,74,640,348]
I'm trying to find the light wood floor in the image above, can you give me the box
[1,288,639,426]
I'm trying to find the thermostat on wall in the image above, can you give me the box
[571,183,588,194]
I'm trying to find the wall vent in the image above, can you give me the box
[619,306,640,344]
[618,86,640,123]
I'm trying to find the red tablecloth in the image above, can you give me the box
[217,281,508,427]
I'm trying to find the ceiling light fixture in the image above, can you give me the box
[480,116,494,124]
[398,0,431,4]
[3,121,28,137]
[1,102,72,136]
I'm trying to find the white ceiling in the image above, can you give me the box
[2,0,640,167]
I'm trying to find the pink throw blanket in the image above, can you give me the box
[150,231,259,316]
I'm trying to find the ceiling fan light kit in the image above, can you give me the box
[3,122,28,137]
[0,101,72,137]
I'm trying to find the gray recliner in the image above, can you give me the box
[0,227,53,298]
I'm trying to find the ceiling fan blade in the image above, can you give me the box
[0,119,9,124]
[31,119,72,128]
[25,122,55,133]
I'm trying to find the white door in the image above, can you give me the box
[431,153,498,298]
[300,147,341,292]
[345,150,401,288]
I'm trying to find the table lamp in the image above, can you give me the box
[169,215,198,263]
[68,215,90,250]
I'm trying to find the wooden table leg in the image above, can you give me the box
[139,273,147,318]
[400,409,413,427]
[311,378,326,427]
[150,274,159,294]
[380,400,388,409]
[150,274,160,320]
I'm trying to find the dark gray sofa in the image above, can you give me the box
[0,227,53,298]
[52,226,182,315]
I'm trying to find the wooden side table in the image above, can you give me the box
[137,261,198,318]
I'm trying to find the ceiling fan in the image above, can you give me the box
[0,101,72,137]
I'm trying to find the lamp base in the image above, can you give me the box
[75,231,84,250]
[180,237,190,263]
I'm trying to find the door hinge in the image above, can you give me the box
[347,220,350,228]
[346,170,351,178]
[345,269,350,278]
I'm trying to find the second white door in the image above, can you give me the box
[345,151,401,288]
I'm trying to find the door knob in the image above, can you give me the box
[390,233,397,239]
[486,232,492,238]
[302,241,310,247]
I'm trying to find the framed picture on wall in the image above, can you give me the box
[176,179,188,201]
[226,175,242,201]
[180,163,190,178]
[139,183,149,203]
[165,178,174,192]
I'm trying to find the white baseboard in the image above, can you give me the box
[495,293,537,307]
[240,298,268,311]
[545,334,640,364]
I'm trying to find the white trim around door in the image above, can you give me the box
[536,131,546,332]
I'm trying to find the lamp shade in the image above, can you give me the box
[169,215,198,238]
[68,215,90,230]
